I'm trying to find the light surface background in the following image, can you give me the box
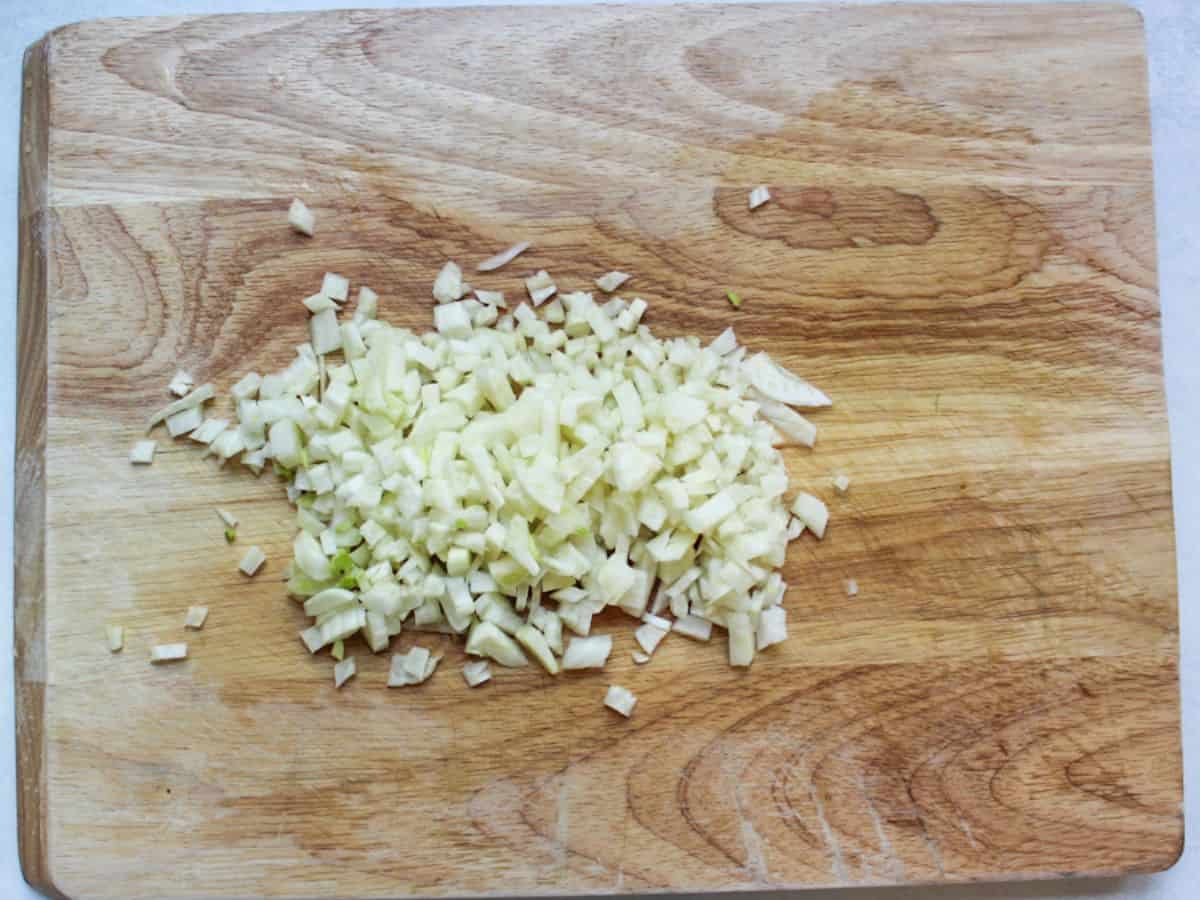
[1,0,1196,898]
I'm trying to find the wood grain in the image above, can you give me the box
[15,4,1181,898]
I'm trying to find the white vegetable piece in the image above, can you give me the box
[231,372,262,400]
[304,292,339,313]
[632,651,650,664]
[466,621,528,667]
[147,383,214,432]
[756,606,787,650]
[749,185,771,210]
[525,270,557,306]
[635,622,668,655]
[310,308,342,355]
[595,271,630,293]
[845,578,859,597]
[791,492,829,539]
[433,261,465,304]
[516,624,559,674]
[168,370,194,397]
[238,546,266,576]
[190,419,228,445]
[184,606,209,630]
[288,198,315,236]
[150,643,188,664]
[216,508,238,528]
[743,353,830,408]
[388,648,440,686]
[672,614,712,641]
[434,302,474,338]
[129,440,156,465]
[561,635,612,670]
[477,241,530,272]
[709,327,738,356]
[106,624,124,652]
[474,289,506,308]
[604,685,637,717]
[833,474,850,493]
[166,406,204,438]
[755,396,817,447]
[321,272,350,302]
[728,613,755,667]
[334,656,357,688]
[462,659,492,687]
[354,286,379,324]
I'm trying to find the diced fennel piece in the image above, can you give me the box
[166,406,204,438]
[672,614,712,641]
[147,383,214,431]
[833,474,850,493]
[748,185,771,210]
[433,261,465,304]
[334,656,357,688]
[184,606,209,630]
[150,643,188,663]
[477,241,530,272]
[516,625,559,674]
[238,546,266,576]
[304,293,338,313]
[310,308,342,355]
[216,507,238,528]
[106,624,124,652]
[727,613,755,667]
[757,606,787,650]
[791,492,829,539]
[595,271,630,293]
[435,302,474,339]
[632,651,650,664]
[354,286,379,323]
[755,396,817,447]
[846,578,859,597]
[561,635,612,670]
[742,352,830,408]
[129,440,156,465]
[525,270,557,306]
[604,685,637,717]
[168,370,194,397]
[321,272,350,302]
[466,621,528,667]
[463,659,492,687]
[388,647,439,686]
[288,198,315,236]
[634,623,668,655]
[710,327,738,356]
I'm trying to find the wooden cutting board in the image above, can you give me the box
[16,3,1181,898]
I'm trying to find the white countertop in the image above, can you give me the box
[1,1,1195,898]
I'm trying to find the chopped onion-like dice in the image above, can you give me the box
[288,198,315,236]
[672,614,712,641]
[184,606,209,630]
[561,635,612,670]
[129,440,156,465]
[334,656,357,688]
[463,659,492,687]
[749,185,771,210]
[525,270,557,306]
[595,271,630,293]
[604,684,637,717]
[433,261,465,304]
[106,624,124,652]
[791,492,828,539]
[846,578,858,597]
[833,474,850,493]
[147,383,214,432]
[321,272,350,302]
[168,370,194,397]
[150,643,188,663]
[238,546,266,576]
[216,508,238,528]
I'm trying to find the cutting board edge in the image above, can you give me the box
[15,33,66,900]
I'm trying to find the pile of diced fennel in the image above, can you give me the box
[148,212,834,710]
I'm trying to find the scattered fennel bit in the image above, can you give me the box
[477,241,530,272]
[106,624,124,653]
[833,474,850,493]
[216,508,238,528]
[595,271,630,293]
[749,185,771,210]
[238,546,266,576]
[727,291,742,309]
[334,656,357,688]
[129,441,156,465]
[288,198,315,236]
[791,493,829,539]
[462,659,492,687]
[845,578,859,597]
[224,528,237,544]
[150,643,188,664]
[184,606,209,630]
[604,685,637,717]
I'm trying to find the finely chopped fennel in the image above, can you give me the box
[140,210,836,708]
